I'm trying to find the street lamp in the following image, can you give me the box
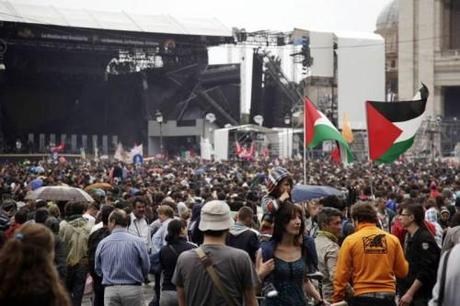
[155,110,163,157]
[253,115,264,126]
[284,115,291,126]
[284,115,291,159]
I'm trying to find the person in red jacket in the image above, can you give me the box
[391,211,436,246]
[4,208,28,239]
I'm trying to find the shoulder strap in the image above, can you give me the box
[439,249,452,306]
[195,247,237,306]
[169,245,179,257]
[260,240,276,262]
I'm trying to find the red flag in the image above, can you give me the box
[331,145,341,164]
[304,97,322,146]
[51,143,65,153]
[235,141,242,156]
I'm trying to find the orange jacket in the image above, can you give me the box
[333,223,408,302]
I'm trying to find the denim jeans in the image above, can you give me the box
[148,273,161,306]
[66,263,88,306]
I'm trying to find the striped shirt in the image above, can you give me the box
[95,227,150,285]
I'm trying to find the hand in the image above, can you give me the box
[399,293,413,306]
[279,191,290,202]
[259,259,275,279]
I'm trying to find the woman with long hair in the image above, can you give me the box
[159,218,196,306]
[0,223,71,306]
[256,202,324,306]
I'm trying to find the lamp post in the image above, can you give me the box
[427,115,441,160]
[155,110,163,157]
[284,115,291,159]
[253,115,263,127]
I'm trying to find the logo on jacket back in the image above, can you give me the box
[362,234,388,254]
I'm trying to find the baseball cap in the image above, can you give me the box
[199,200,234,231]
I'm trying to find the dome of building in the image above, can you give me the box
[376,0,399,31]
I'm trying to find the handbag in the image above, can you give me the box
[149,251,161,274]
[195,247,237,306]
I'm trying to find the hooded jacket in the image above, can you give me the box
[226,223,260,262]
[59,216,91,267]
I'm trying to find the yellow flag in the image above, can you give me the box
[342,113,353,143]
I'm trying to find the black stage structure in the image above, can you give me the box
[0,3,237,155]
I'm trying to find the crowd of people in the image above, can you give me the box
[0,157,459,306]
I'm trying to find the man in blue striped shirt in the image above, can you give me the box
[95,208,150,306]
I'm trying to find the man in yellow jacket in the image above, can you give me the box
[333,202,408,306]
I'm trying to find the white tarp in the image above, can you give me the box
[213,128,229,161]
[337,34,385,129]
[310,31,334,78]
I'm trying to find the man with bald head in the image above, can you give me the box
[95,209,150,306]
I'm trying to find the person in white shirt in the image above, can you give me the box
[127,197,152,253]
[82,203,98,229]
[152,205,175,253]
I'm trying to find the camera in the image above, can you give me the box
[262,282,278,298]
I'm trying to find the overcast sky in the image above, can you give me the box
[9,0,393,34]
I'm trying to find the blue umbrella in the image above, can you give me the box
[30,178,43,191]
[194,168,206,175]
[90,188,106,198]
[292,184,343,203]
[129,188,141,196]
[31,166,45,174]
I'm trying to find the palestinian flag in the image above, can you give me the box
[366,84,428,163]
[305,97,353,163]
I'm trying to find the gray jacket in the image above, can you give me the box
[314,231,339,302]
[441,226,460,253]
[429,243,460,306]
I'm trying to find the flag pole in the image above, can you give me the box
[303,141,307,184]
[303,97,307,184]
[364,101,374,198]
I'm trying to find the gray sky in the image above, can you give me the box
[10,0,393,34]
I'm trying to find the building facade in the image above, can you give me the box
[398,0,460,116]
[398,0,460,155]
[375,0,399,100]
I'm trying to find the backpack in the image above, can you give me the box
[260,235,318,273]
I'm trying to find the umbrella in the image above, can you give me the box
[26,186,94,202]
[194,168,206,175]
[292,184,343,203]
[31,166,45,174]
[29,178,43,191]
[84,182,112,192]
[89,188,106,198]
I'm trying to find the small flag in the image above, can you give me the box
[304,97,352,164]
[341,113,354,143]
[114,143,128,162]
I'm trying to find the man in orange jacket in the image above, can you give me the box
[333,202,409,306]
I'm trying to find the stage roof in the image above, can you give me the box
[0,1,232,37]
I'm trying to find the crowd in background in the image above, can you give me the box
[0,157,459,306]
